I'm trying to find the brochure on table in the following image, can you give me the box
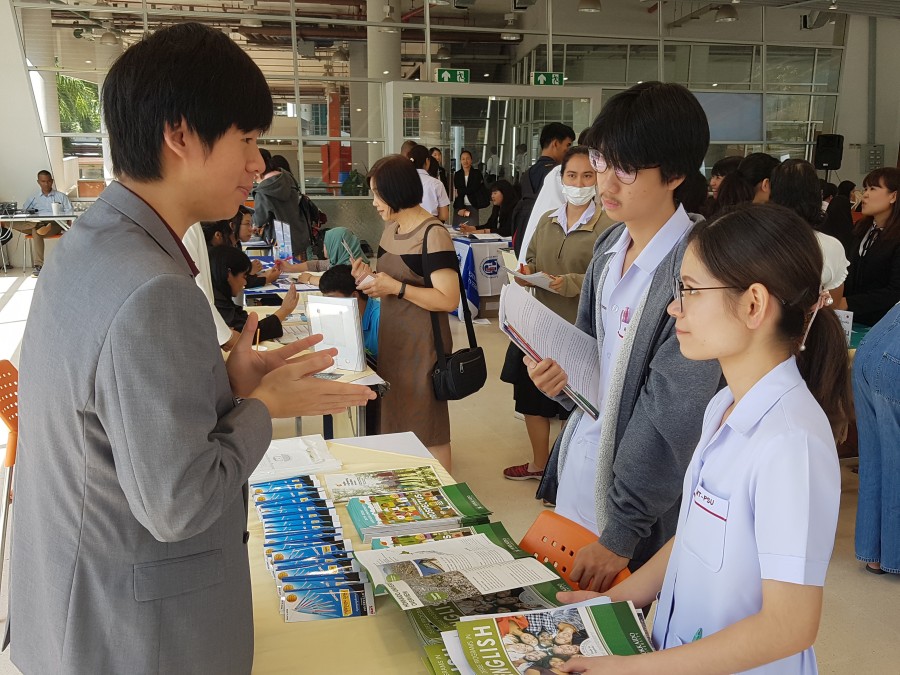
[354,533,560,610]
[249,435,341,484]
[448,598,653,675]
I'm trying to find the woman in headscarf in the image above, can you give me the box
[276,226,368,286]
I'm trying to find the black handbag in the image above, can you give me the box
[422,223,487,401]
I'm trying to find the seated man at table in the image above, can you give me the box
[318,264,380,359]
[14,170,73,276]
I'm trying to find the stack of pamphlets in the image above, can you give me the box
[346,483,491,543]
[325,465,443,503]
[437,598,653,674]
[248,434,342,484]
[363,523,572,646]
[251,474,375,622]
[354,525,568,621]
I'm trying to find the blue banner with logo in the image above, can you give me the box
[453,240,480,319]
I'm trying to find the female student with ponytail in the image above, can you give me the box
[555,203,851,675]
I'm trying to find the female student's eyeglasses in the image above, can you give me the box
[588,149,657,186]
[672,276,741,313]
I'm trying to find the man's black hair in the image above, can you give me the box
[37,170,52,179]
[102,22,273,181]
[539,123,576,150]
[822,182,838,200]
[367,155,423,212]
[710,156,742,178]
[583,82,709,184]
[319,264,359,298]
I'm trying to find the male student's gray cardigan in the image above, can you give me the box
[538,217,723,570]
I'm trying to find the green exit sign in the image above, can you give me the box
[436,68,470,84]
[531,71,564,86]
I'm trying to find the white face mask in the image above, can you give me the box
[562,184,596,206]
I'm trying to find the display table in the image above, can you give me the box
[452,236,509,318]
[249,434,447,674]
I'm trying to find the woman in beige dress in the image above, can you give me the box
[351,155,460,470]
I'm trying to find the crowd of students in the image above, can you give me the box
[7,20,899,675]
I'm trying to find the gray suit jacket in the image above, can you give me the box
[8,182,273,674]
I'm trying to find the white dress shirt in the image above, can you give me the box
[652,357,839,674]
[417,169,450,218]
[555,206,692,533]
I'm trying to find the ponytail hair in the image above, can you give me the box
[689,203,851,440]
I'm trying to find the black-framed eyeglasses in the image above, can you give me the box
[672,276,742,313]
[588,148,658,186]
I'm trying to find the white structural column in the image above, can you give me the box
[419,96,442,150]
[367,0,401,163]
[21,8,63,183]
[348,41,371,176]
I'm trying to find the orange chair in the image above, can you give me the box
[24,232,63,272]
[519,510,630,591]
[0,360,18,593]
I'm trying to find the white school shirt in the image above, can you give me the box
[550,200,596,235]
[652,357,840,674]
[555,205,692,533]
[417,169,450,218]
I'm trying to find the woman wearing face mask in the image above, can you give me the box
[501,146,605,482]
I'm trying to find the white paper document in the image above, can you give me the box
[249,435,342,483]
[499,283,600,419]
[354,534,559,610]
[501,266,559,293]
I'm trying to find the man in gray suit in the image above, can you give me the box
[6,23,374,674]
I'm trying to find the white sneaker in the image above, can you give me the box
[513,412,524,421]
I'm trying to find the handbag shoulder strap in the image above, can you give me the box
[421,223,478,364]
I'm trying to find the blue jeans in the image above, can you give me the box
[853,303,900,573]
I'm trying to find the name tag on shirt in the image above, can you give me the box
[692,485,728,522]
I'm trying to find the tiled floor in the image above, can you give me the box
[0,269,897,674]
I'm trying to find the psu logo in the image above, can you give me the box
[481,257,500,277]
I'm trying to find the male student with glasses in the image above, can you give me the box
[526,82,722,593]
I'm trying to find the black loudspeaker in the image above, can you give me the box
[814,134,844,170]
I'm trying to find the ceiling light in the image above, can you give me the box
[240,17,263,28]
[430,0,450,5]
[380,4,400,33]
[85,59,92,64]
[483,73,489,77]
[500,32,521,41]
[577,0,602,12]
[714,4,738,22]
[435,45,451,61]
[383,69,390,75]
[100,30,119,45]
[829,1,837,8]
[712,82,718,87]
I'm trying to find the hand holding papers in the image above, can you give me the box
[502,265,559,293]
[499,283,600,419]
